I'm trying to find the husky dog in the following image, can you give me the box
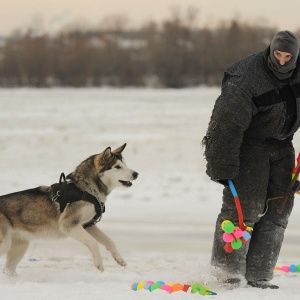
[0,143,138,275]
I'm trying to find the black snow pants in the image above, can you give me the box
[211,138,295,281]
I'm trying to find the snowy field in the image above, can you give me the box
[0,87,299,299]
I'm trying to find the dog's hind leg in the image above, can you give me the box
[67,225,104,271]
[85,225,126,267]
[4,239,29,276]
[0,214,13,274]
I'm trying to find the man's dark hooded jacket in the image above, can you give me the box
[204,47,300,182]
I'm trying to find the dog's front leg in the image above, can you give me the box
[85,226,126,267]
[68,225,104,271]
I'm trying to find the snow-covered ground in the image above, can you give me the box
[0,87,299,299]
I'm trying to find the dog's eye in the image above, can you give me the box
[115,165,121,169]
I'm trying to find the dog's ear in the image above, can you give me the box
[94,147,112,168]
[101,147,112,164]
[66,172,75,181]
[112,143,126,155]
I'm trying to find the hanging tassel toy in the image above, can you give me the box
[278,152,300,213]
[221,180,252,253]
[291,153,300,194]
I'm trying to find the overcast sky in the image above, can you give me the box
[1,0,300,36]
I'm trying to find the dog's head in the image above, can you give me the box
[95,143,138,189]
[68,143,138,197]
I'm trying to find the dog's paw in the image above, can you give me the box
[95,263,104,272]
[2,267,18,277]
[120,260,127,267]
[115,256,127,267]
[109,250,126,267]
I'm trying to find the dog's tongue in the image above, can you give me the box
[119,180,132,187]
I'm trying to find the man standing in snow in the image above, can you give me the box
[203,30,300,289]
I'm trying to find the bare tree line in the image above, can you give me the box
[0,12,295,88]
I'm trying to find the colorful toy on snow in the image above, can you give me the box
[131,280,217,296]
[275,264,300,273]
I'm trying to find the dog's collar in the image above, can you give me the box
[51,173,105,228]
[81,177,107,201]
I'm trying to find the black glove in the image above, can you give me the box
[213,179,233,186]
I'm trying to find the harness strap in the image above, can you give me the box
[51,173,105,228]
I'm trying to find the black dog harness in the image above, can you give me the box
[51,173,105,228]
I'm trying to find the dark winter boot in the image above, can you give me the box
[211,267,245,288]
[247,280,279,289]
[224,278,242,288]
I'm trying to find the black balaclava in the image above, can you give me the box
[267,30,300,80]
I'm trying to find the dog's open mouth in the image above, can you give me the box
[119,180,132,187]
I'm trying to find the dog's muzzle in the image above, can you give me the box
[119,171,138,187]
